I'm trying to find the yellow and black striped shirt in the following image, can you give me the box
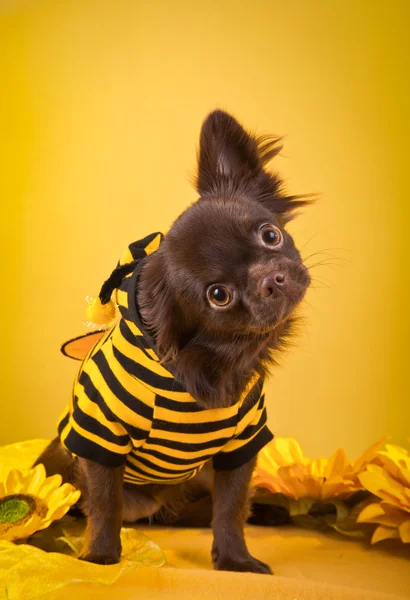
[58,232,273,485]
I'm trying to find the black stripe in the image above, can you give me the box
[124,475,147,484]
[127,453,196,475]
[72,404,130,446]
[119,319,152,351]
[146,436,231,452]
[152,414,237,434]
[92,349,154,420]
[119,319,158,363]
[64,428,127,467]
[237,379,264,421]
[138,446,215,466]
[125,461,196,482]
[79,371,150,440]
[57,413,69,436]
[154,394,203,413]
[126,232,163,261]
[213,426,274,471]
[73,328,114,387]
[236,407,268,440]
[119,257,160,358]
[111,344,185,393]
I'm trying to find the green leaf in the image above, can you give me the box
[332,525,366,538]
[292,514,330,532]
[289,498,314,517]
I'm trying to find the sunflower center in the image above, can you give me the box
[0,497,31,524]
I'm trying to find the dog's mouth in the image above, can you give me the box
[246,281,308,334]
[247,298,289,334]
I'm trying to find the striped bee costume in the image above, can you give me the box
[58,232,273,485]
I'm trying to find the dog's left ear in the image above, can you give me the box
[196,109,311,221]
[196,109,277,194]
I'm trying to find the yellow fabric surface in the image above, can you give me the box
[1,441,409,600]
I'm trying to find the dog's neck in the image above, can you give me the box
[137,251,295,409]
[169,321,293,409]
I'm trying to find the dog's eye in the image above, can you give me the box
[207,285,232,307]
[259,224,283,248]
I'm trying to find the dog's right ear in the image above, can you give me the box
[196,109,281,196]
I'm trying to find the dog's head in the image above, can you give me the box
[139,110,311,403]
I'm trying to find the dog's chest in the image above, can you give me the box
[123,398,239,485]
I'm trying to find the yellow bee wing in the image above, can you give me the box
[60,331,106,361]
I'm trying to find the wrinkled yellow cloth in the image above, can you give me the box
[1,440,409,600]
[0,440,165,599]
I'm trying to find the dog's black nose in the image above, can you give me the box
[258,273,286,297]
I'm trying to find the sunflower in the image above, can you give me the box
[253,436,388,502]
[357,441,410,543]
[0,463,81,542]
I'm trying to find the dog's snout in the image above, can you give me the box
[258,272,286,297]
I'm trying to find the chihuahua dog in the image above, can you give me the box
[36,110,311,574]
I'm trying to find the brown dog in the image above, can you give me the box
[36,110,311,574]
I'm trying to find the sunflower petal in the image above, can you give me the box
[310,458,327,478]
[37,474,63,501]
[352,436,390,473]
[0,462,81,542]
[5,469,25,494]
[26,464,47,494]
[398,519,410,543]
[324,448,350,480]
[357,502,386,523]
[359,465,407,500]
[371,525,400,544]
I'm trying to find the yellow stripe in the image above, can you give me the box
[76,390,129,437]
[69,418,132,455]
[119,247,134,266]
[113,329,173,378]
[153,404,237,424]
[110,321,195,402]
[145,234,162,255]
[126,455,187,479]
[124,318,143,337]
[100,341,156,408]
[142,442,223,460]
[116,289,128,309]
[124,469,195,485]
[82,356,153,433]
[60,416,72,448]
[150,426,236,444]
[219,422,265,453]
[236,404,264,433]
[239,372,261,402]
[134,452,207,471]
[57,406,69,429]
[73,328,112,386]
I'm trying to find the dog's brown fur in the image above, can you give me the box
[36,110,311,573]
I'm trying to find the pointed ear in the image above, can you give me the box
[196,110,282,196]
[196,109,313,220]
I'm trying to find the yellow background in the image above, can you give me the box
[1,0,409,459]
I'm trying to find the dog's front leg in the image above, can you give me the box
[78,458,124,565]
[212,456,272,574]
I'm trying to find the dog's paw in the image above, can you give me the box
[214,554,273,574]
[79,552,120,565]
